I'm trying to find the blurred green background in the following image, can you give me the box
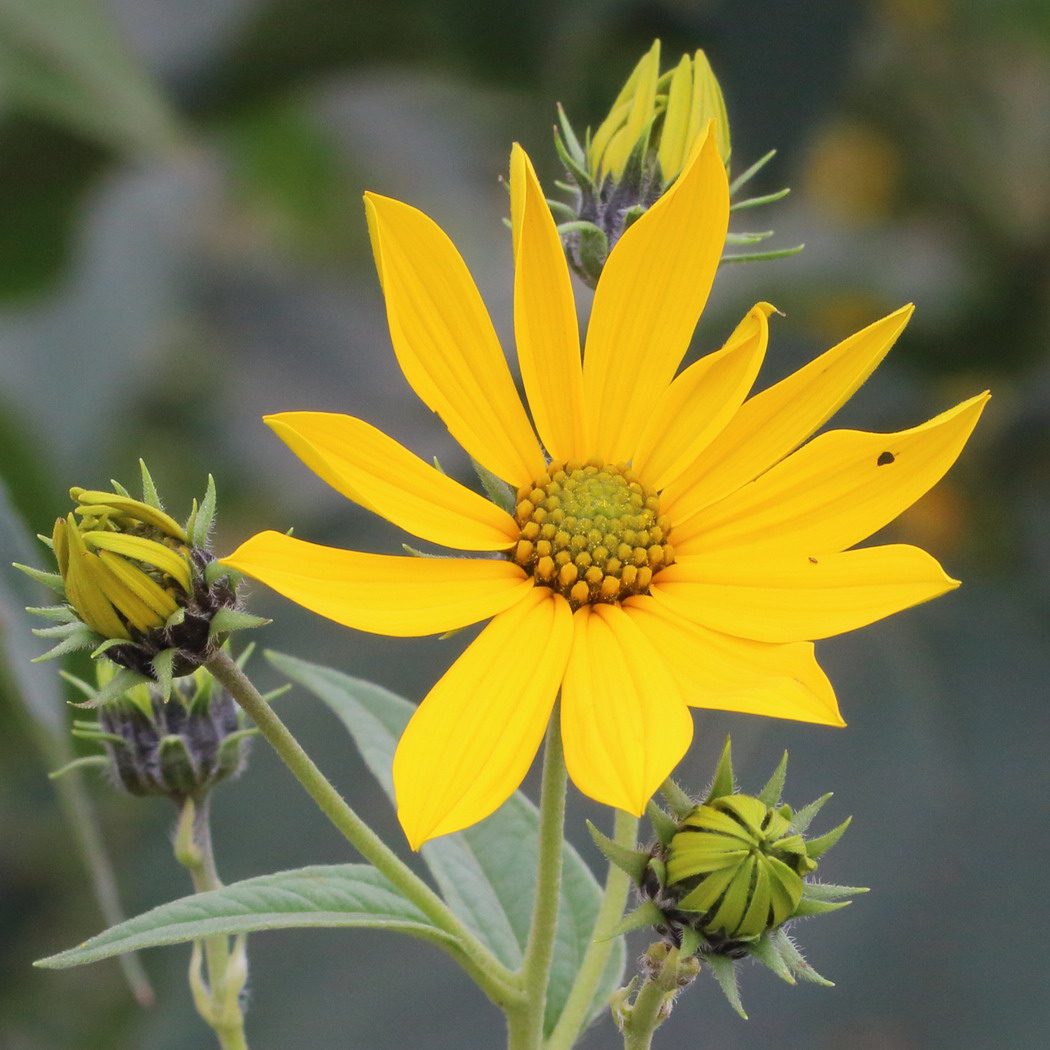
[1,0,1047,1047]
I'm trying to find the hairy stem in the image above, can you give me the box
[174,796,249,1050]
[507,710,567,1050]
[547,809,639,1050]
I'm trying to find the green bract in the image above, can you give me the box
[16,462,266,695]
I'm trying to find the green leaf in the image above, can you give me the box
[0,0,183,156]
[267,650,626,1034]
[35,864,456,969]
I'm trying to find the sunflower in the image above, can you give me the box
[223,128,987,849]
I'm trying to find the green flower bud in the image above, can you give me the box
[591,740,863,1016]
[72,664,255,801]
[19,464,266,685]
[665,794,817,943]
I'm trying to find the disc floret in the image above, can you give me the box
[511,459,674,610]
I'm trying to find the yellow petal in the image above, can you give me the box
[266,413,519,552]
[673,392,989,555]
[82,531,192,592]
[663,304,915,524]
[624,595,843,726]
[222,531,532,636]
[590,40,661,178]
[690,50,730,164]
[652,544,958,643]
[364,192,545,487]
[658,54,694,179]
[633,303,772,490]
[393,587,572,848]
[582,126,729,463]
[561,603,693,815]
[510,145,589,461]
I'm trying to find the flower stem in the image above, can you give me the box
[507,709,568,1050]
[546,808,639,1050]
[173,796,249,1050]
[619,948,683,1050]
[203,650,520,1007]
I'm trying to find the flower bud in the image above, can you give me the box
[72,664,254,801]
[664,793,817,943]
[553,40,730,286]
[18,464,266,687]
[590,740,862,1016]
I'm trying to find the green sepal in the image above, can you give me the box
[800,881,867,901]
[26,604,78,622]
[747,930,796,984]
[138,460,162,510]
[787,793,833,836]
[646,800,677,847]
[757,752,788,807]
[152,648,176,701]
[678,926,704,958]
[586,820,649,885]
[156,735,201,796]
[208,608,271,639]
[545,198,578,221]
[607,900,665,938]
[553,122,592,190]
[32,627,97,662]
[471,458,516,515]
[706,737,735,802]
[13,562,68,596]
[791,897,851,918]
[557,220,608,287]
[204,559,234,587]
[401,543,445,559]
[59,670,98,700]
[805,816,852,859]
[32,621,83,638]
[658,776,694,821]
[555,102,586,168]
[648,856,667,888]
[728,149,776,194]
[707,954,747,1019]
[68,666,149,709]
[725,230,775,245]
[90,637,129,659]
[188,475,217,547]
[722,244,805,264]
[215,728,260,778]
[48,755,111,779]
[730,187,791,211]
[769,928,833,986]
[620,203,647,237]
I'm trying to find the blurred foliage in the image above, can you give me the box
[1,0,1048,1048]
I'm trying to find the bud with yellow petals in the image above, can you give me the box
[551,39,798,287]
[18,463,265,700]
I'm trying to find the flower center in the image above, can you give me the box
[511,459,674,610]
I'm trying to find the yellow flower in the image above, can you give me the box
[223,128,987,849]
